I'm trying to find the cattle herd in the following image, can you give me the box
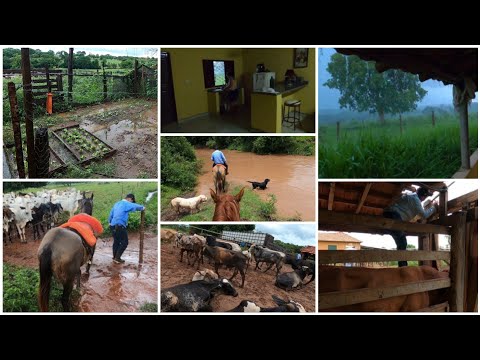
[161,230,315,312]
[3,188,85,244]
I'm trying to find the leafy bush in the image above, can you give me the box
[259,194,277,220]
[161,137,200,190]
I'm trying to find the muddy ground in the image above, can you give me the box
[4,99,157,179]
[161,242,315,312]
[195,149,315,220]
[3,227,158,312]
[79,99,157,178]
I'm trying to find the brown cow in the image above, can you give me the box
[319,265,449,312]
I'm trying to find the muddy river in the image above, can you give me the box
[195,149,315,221]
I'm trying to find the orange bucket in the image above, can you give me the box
[46,92,53,114]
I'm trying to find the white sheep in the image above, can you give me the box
[170,195,208,214]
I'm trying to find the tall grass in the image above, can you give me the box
[319,114,478,178]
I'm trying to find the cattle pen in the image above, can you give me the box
[318,182,478,312]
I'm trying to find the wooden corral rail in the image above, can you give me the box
[318,250,450,265]
[319,209,451,235]
[319,277,451,310]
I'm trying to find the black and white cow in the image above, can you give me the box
[228,295,306,312]
[161,278,238,312]
[275,266,311,291]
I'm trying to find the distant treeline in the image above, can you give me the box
[185,136,315,156]
[3,48,157,70]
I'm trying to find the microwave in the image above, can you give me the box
[253,72,275,91]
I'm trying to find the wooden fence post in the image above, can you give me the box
[336,121,340,142]
[57,75,64,102]
[21,48,36,178]
[45,66,51,93]
[399,114,403,134]
[103,64,107,101]
[134,60,138,96]
[34,127,50,178]
[139,210,145,264]
[68,48,74,102]
[449,211,466,312]
[7,82,26,178]
[432,110,435,127]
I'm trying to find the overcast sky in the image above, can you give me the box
[319,180,478,248]
[318,48,477,109]
[255,223,316,246]
[8,46,157,58]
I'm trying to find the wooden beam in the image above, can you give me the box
[319,277,451,310]
[447,190,478,212]
[319,209,450,235]
[449,211,466,312]
[318,250,450,264]
[417,302,449,312]
[327,183,335,211]
[355,183,372,214]
[457,97,470,169]
[440,187,448,217]
[68,48,73,102]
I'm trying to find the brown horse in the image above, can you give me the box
[37,228,90,312]
[212,164,227,194]
[210,187,245,221]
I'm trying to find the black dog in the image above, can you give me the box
[247,179,270,190]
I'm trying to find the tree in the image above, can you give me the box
[325,53,427,124]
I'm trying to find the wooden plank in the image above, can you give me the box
[447,190,478,212]
[449,211,466,312]
[318,250,451,264]
[440,188,448,217]
[21,48,36,178]
[50,131,81,161]
[319,278,451,309]
[328,182,335,210]
[319,209,450,235]
[32,79,58,84]
[417,302,449,312]
[3,69,62,74]
[355,183,372,214]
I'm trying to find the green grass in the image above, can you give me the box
[319,114,478,178]
[10,182,158,234]
[139,302,158,312]
[3,264,80,312]
[174,185,281,221]
[161,185,183,210]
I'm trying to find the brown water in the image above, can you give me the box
[79,232,158,312]
[195,148,315,221]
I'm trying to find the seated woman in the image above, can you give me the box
[221,73,239,113]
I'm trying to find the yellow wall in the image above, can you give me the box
[243,48,316,114]
[163,48,244,120]
[164,48,316,120]
[318,241,361,250]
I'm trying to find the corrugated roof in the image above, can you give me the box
[318,232,362,243]
[335,48,478,89]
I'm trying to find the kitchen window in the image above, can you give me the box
[202,59,235,88]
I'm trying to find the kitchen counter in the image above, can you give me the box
[251,81,309,133]
[252,81,309,96]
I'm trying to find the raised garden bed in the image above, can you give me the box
[51,124,116,163]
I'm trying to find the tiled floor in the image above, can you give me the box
[162,107,315,134]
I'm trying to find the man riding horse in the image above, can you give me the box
[211,148,229,193]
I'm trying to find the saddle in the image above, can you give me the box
[64,226,95,259]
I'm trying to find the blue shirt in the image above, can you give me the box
[211,150,227,165]
[384,193,436,221]
[109,199,145,227]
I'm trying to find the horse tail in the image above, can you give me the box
[38,245,53,312]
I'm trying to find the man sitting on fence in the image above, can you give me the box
[383,186,438,268]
